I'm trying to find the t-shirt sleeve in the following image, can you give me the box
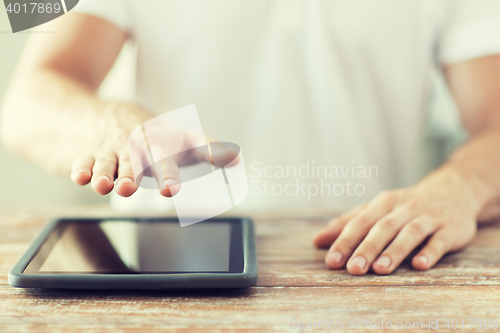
[71,0,131,32]
[438,0,500,65]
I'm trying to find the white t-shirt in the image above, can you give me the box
[73,0,500,212]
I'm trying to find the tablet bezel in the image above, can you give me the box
[9,217,257,289]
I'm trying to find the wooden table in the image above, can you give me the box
[1,206,500,332]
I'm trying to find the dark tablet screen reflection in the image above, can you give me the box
[24,220,232,274]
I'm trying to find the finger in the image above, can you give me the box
[325,195,394,269]
[346,202,419,275]
[209,142,241,168]
[157,159,182,197]
[412,228,453,271]
[185,140,241,168]
[91,153,117,195]
[71,156,94,185]
[114,154,139,197]
[313,203,366,248]
[372,216,439,275]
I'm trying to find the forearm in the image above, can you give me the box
[0,67,151,175]
[424,126,500,222]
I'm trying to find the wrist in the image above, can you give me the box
[419,163,497,219]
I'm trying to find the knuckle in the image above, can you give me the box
[119,162,133,171]
[119,155,131,163]
[405,198,419,210]
[334,239,356,251]
[118,157,132,166]
[407,221,426,236]
[97,156,117,165]
[378,217,397,230]
[358,242,379,256]
[353,215,373,228]
[118,167,134,177]
[389,245,406,258]
[434,233,451,248]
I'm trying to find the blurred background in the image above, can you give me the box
[0,8,466,207]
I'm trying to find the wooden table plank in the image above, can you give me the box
[0,286,499,331]
[1,206,500,331]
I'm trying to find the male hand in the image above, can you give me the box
[70,103,238,198]
[313,168,483,275]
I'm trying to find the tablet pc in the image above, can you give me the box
[9,217,257,289]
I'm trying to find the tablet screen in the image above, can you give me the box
[23,219,244,274]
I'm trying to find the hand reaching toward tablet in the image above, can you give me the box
[1,15,242,199]
[70,103,239,198]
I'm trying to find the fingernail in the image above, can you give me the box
[375,256,391,268]
[161,179,177,190]
[74,169,89,175]
[416,255,428,266]
[350,256,367,270]
[120,178,133,184]
[96,175,110,183]
[327,251,342,264]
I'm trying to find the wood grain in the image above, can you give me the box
[1,206,499,332]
